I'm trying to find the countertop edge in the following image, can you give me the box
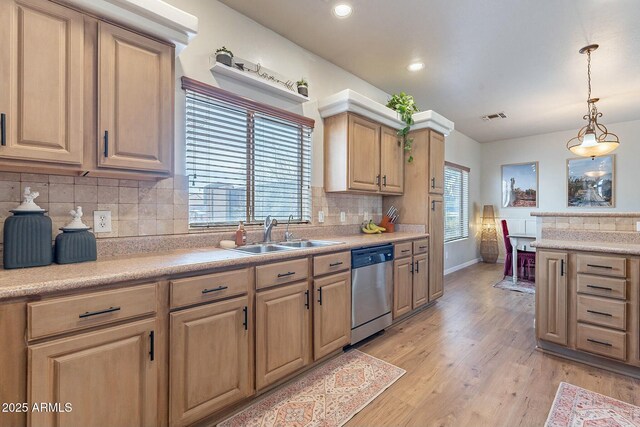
[531,239,640,256]
[530,212,640,218]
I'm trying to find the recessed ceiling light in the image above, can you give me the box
[407,62,425,72]
[333,4,353,18]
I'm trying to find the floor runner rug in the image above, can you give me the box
[493,277,535,294]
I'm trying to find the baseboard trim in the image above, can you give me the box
[444,258,481,276]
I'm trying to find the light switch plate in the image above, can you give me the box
[340,212,346,222]
[363,211,370,221]
[94,210,112,233]
[318,211,325,223]
[636,222,640,232]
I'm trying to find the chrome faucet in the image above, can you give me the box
[263,215,278,243]
[284,215,294,241]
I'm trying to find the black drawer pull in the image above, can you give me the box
[401,249,410,253]
[202,285,228,294]
[587,264,613,269]
[149,330,155,361]
[419,246,427,249]
[277,271,295,278]
[587,309,613,317]
[329,261,343,267]
[79,306,121,319]
[0,113,6,146]
[587,338,612,347]
[242,306,248,330]
[586,285,613,291]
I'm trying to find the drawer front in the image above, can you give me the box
[577,295,626,330]
[576,323,626,361]
[413,239,429,255]
[28,283,157,340]
[395,242,413,258]
[170,268,251,309]
[577,254,626,278]
[577,274,626,300]
[313,251,350,277]
[256,258,309,290]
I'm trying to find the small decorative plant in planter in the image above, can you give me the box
[296,78,309,97]
[387,92,419,162]
[215,46,233,66]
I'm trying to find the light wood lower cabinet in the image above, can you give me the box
[255,281,311,390]
[170,296,252,427]
[413,253,429,309]
[28,318,158,427]
[393,257,413,318]
[313,272,351,360]
[536,250,568,345]
[428,195,444,301]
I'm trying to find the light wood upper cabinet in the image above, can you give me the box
[413,253,429,309]
[170,297,252,427]
[28,319,158,427]
[429,194,444,301]
[313,272,351,360]
[393,257,413,318]
[0,0,84,165]
[536,250,568,345]
[255,281,311,390]
[97,21,173,173]
[429,131,445,194]
[348,115,381,192]
[380,126,403,194]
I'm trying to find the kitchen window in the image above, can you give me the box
[444,162,470,242]
[182,78,314,227]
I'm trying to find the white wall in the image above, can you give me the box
[444,130,483,273]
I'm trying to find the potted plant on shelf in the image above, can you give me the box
[215,46,233,66]
[387,92,419,162]
[296,78,309,97]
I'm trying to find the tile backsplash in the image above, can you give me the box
[540,215,640,232]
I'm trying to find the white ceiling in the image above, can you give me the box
[218,0,640,142]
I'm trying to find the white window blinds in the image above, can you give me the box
[183,78,313,227]
[444,163,470,242]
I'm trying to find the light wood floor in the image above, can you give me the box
[348,262,640,427]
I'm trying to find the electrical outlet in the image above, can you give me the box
[94,210,112,233]
[445,251,449,260]
[318,211,325,223]
[340,211,346,222]
[636,221,640,232]
[363,211,370,221]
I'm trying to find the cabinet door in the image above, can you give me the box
[413,253,429,309]
[393,257,413,318]
[98,22,172,173]
[380,126,403,194]
[348,115,380,192]
[0,0,84,164]
[429,131,445,194]
[256,281,311,390]
[536,251,568,345]
[28,319,158,427]
[429,194,444,301]
[170,297,251,427]
[314,272,351,360]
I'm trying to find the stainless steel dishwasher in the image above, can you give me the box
[351,244,394,344]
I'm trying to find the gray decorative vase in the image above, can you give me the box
[3,211,53,269]
[55,229,97,264]
[297,86,308,97]
[216,52,232,66]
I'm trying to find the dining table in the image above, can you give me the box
[508,233,537,284]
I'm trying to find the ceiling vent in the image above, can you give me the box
[481,112,507,121]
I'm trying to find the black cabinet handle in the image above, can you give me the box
[202,285,228,294]
[242,306,248,330]
[401,249,410,253]
[149,330,155,361]
[587,338,612,347]
[103,130,109,157]
[431,177,435,188]
[560,259,565,277]
[383,175,387,186]
[419,246,427,249]
[431,200,442,211]
[587,264,613,270]
[586,285,613,291]
[318,287,323,305]
[278,271,295,278]
[329,261,343,267]
[415,260,419,273]
[79,306,121,319]
[587,309,612,317]
[410,261,414,274]
[0,113,5,146]
[304,290,309,309]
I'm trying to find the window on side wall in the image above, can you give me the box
[183,79,313,227]
[444,162,470,242]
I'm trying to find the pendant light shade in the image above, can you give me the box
[566,45,620,158]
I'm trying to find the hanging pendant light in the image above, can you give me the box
[566,44,620,158]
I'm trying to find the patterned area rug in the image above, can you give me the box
[545,382,640,426]
[218,349,405,427]
[493,277,535,294]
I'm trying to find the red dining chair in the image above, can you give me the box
[501,220,536,281]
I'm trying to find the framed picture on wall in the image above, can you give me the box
[567,155,615,207]
[501,162,538,208]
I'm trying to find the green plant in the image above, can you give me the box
[215,46,233,57]
[386,92,419,162]
[296,78,308,87]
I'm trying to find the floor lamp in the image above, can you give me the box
[481,205,499,263]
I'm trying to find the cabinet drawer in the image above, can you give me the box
[395,242,413,258]
[256,258,309,290]
[577,255,626,278]
[577,295,626,330]
[577,274,626,300]
[314,251,350,277]
[28,284,157,340]
[170,268,251,309]
[413,239,429,255]
[576,323,626,361]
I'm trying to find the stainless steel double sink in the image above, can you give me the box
[231,239,342,255]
